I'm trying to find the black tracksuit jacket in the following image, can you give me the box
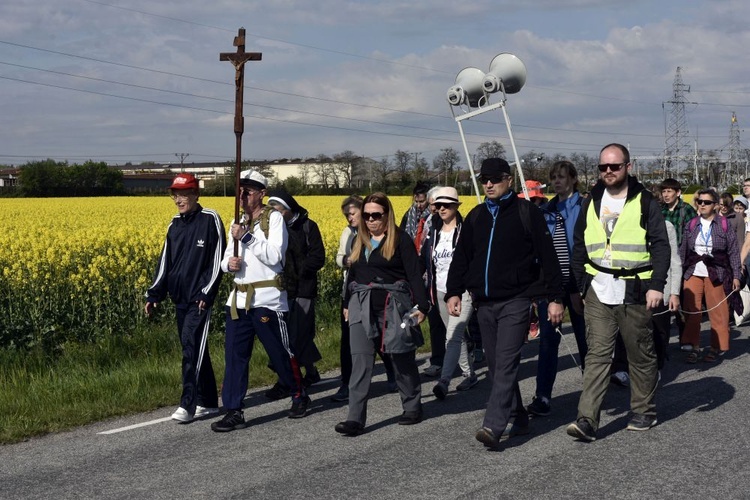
[146,204,226,307]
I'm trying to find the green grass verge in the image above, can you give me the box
[0,302,432,444]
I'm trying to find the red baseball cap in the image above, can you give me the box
[169,173,199,191]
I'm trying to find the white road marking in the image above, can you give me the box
[97,416,173,435]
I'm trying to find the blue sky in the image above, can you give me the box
[1,0,748,168]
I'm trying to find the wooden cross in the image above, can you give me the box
[220,28,261,256]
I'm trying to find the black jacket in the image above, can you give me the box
[445,193,563,303]
[571,176,670,303]
[286,207,326,299]
[420,212,463,304]
[147,204,226,307]
[345,228,430,314]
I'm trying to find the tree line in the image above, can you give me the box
[5,159,124,197]
[6,143,737,198]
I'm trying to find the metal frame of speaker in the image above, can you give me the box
[446,53,529,202]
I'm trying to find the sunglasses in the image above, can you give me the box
[362,211,385,221]
[695,199,715,206]
[479,175,510,184]
[597,163,627,172]
[432,202,456,210]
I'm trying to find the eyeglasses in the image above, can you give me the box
[362,212,385,221]
[597,163,627,172]
[432,202,456,210]
[695,199,715,206]
[170,193,192,201]
[479,175,511,184]
[240,188,260,197]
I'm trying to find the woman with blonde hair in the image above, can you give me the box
[335,192,431,436]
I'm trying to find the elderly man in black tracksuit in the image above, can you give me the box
[145,173,226,423]
[446,158,564,449]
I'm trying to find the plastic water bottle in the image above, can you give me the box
[400,306,420,329]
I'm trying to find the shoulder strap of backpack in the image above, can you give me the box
[639,190,653,230]
[517,198,532,238]
[258,205,275,239]
[687,216,699,233]
[687,215,728,234]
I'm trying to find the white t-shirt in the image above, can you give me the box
[433,228,456,293]
[591,190,627,305]
[692,217,713,278]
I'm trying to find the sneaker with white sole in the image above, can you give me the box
[195,406,219,418]
[626,413,657,431]
[171,407,194,423]
[566,418,597,442]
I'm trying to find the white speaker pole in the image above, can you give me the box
[455,117,482,203]
[499,99,529,200]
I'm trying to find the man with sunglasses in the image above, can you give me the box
[446,158,565,449]
[145,173,226,423]
[567,143,670,442]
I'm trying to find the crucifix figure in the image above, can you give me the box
[220,27,262,256]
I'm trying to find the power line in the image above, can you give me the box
[78,0,454,75]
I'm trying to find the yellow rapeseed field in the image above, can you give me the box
[0,195,479,349]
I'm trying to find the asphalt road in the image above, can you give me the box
[2,320,749,500]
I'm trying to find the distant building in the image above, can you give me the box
[117,157,375,190]
[0,168,19,188]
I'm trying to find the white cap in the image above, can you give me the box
[239,170,267,190]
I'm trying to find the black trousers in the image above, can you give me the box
[476,298,530,434]
[288,297,322,369]
[427,304,446,366]
[175,303,218,411]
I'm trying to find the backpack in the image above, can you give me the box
[256,206,311,298]
[686,215,729,234]
[466,197,549,299]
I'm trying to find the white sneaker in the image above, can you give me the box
[171,407,194,423]
[195,406,220,418]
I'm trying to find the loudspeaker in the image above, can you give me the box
[483,53,527,94]
[446,67,486,107]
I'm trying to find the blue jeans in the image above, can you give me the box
[535,296,587,400]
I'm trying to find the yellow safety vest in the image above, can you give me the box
[583,193,653,279]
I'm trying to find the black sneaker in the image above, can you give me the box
[398,410,423,425]
[210,410,246,433]
[334,420,364,436]
[475,427,501,449]
[265,382,290,401]
[566,418,596,442]
[527,396,551,417]
[288,395,311,419]
[330,385,349,402]
[500,421,530,441]
[432,380,449,400]
[626,413,657,431]
[303,369,321,388]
